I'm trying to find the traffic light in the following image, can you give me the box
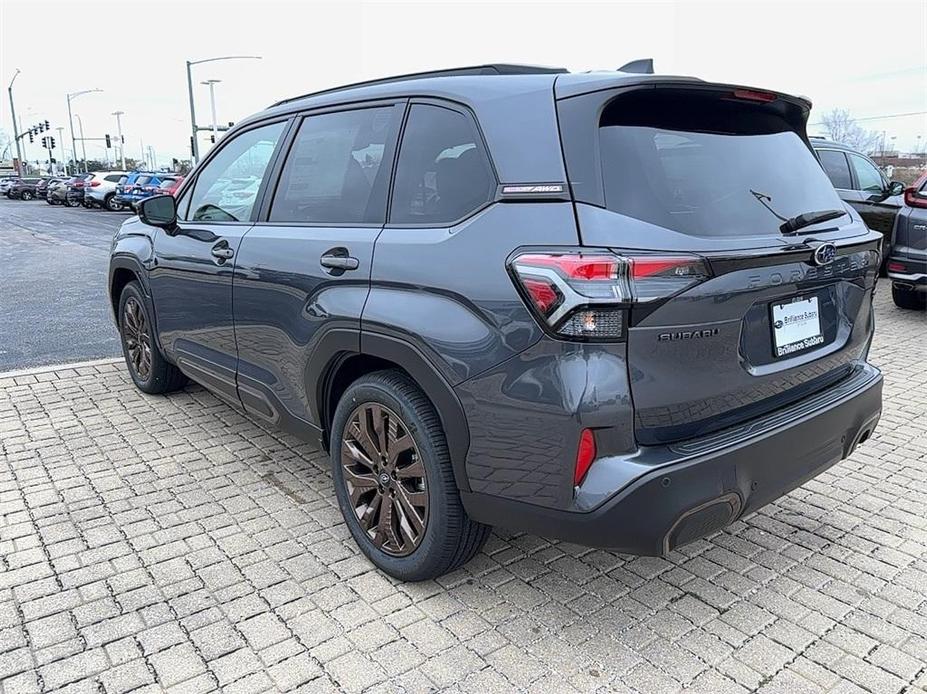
[28,131,33,143]
[38,122,44,132]
[41,137,47,148]
[210,134,216,144]
[105,134,112,148]
[50,137,56,149]
[45,119,50,131]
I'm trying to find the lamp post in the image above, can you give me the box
[56,126,67,175]
[75,114,88,168]
[201,79,221,145]
[67,88,102,172]
[111,110,126,169]
[7,69,23,175]
[186,55,260,164]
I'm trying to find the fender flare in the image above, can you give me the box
[310,330,472,493]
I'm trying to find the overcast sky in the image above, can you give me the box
[2,0,925,168]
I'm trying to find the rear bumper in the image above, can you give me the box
[463,364,882,555]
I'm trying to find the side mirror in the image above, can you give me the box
[137,194,177,231]
[887,181,905,197]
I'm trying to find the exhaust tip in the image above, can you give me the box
[663,493,741,554]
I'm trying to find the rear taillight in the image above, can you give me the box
[887,261,908,273]
[510,251,709,340]
[90,181,101,187]
[904,187,927,209]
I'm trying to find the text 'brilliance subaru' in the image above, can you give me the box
[109,62,883,580]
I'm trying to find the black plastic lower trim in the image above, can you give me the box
[461,366,882,555]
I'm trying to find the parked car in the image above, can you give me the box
[110,64,883,581]
[124,176,186,210]
[82,171,130,210]
[35,177,61,199]
[0,176,20,195]
[65,174,93,206]
[148,175,184,197]
[113,172,160,209]
[46,177,76,205]
[6,177,43,200]
[886,173,927,310]
[811,138,905,270]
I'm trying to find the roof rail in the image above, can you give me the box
[270,64,569,107]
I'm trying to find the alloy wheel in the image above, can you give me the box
[123,297,152,381]
[341,403,428,556]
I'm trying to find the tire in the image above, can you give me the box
[20,191,33,201]
[104,194,123,211]
[892,283,926,311]
[330,370,491,581]
[118,281,187,394]
[62,198,72,207]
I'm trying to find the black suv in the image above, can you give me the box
[811,138,905,266]
[110,64,883,580]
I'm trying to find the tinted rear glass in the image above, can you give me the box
[599,92,845,237]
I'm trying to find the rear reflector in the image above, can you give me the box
[887,261,907,273]
[574,429,596,485]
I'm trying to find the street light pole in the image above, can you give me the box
[75,114,88,168]
[66,88,102,172]
[56,126,67,175]
[112,110,126,169]
[7,69,24,175]
[185,55,261,164]
[201,79,221,144]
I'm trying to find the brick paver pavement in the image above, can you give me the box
[1,284,925,693]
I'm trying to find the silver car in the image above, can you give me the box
[84,171,129,210]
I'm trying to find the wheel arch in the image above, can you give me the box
[313,331,472,493]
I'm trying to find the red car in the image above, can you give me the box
[143,175,185,197]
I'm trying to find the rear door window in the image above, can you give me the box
[848,153,885,194]
[269,106,398,224]
[389,104,495,225]
[817,149,853,189]
[597,91,846,237]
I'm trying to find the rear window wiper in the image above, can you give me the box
[779,209,847,234]
[749,190,847,235]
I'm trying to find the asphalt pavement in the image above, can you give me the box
[0,196,129,370]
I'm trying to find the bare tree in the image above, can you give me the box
[819,109,881,153]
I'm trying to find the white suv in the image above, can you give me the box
[84,171,129,210]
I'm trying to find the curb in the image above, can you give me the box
[0,357,123,379]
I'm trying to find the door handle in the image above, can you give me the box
[320,249,359,271]
[211,242,234,262]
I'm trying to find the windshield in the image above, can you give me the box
[598,93,845,238]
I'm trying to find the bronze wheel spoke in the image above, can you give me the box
[342,438,377,472]
[394,486,426,535]
[395,458,424,479]
[352,415,381,462]
[341,402,428,557]
[358,492,381,532]
[369,404,389,457]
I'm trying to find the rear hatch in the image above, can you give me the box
[557,81,881,445]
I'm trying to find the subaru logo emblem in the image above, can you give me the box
[813,243,837,266]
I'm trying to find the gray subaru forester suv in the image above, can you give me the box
[109,63,883,580]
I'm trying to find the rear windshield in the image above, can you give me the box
[598,91,845,237]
